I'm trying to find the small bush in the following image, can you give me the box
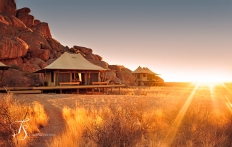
[50,102,158,147]
[0,94,48,147]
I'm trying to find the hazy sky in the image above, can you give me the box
[17,0,232,82]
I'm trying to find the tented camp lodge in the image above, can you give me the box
[133,66,160,86]
[0,54,124,94]
[35,52,108,86]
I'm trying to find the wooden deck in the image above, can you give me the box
[8,90,42,94]
[0,84,125,94]
[59,81,80,85]
[92,82,109,85]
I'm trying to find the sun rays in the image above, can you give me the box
[162,84,199,146]
[162,82,232,146]
[221,83,232,114]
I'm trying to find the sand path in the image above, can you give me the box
[16,94,66,147]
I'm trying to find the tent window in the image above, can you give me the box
[51,71,54,82]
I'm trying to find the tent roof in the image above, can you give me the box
[35,52,107,72]
[132,66,148,74]
[0,62,9,70]
[132,66,159,75]
[143,67,159,75]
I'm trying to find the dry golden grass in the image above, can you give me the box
[48,83,232,147]
[3,83,232,146]
[49,106,94,147]
[0,93,48,147]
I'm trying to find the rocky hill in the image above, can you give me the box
[0,0,163,87]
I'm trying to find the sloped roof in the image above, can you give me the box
[133,66,159,75]
[35,52,107,72]
[0,62,9,70]
[143,67,159,75]
[132,66,148,74]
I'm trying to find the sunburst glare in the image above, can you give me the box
[162,84,199,146]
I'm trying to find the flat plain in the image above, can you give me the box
[2,82,232,147]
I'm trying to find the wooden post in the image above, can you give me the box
[88,73,90,85]
[119,87,121,94]
[57,70,60,86]
[44,70,47,86]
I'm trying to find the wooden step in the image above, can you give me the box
[8,90,42,94]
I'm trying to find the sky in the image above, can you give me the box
[16,0,232,82]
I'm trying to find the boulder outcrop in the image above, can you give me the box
[0,57,23,67]
[0,12,26,29]
[0,69,41,87]
[0,22,19,35]
[105,71,116,81]
[0,34,28,60]
[87,59,108,69]
[19,63,41,73]
[18,31,51,61]
[0,0,16,16]
[108,65,124,71]
[16,7,34,27]
[73,46,92,55]
[34,19,41,25]
[116,70,137,86]
[31,22,52,38]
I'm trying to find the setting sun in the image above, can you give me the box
[161,71,231,83]
[193,75,228,83]
[188,74,231,87]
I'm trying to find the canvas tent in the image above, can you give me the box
[35,52,108,86]
[132,66,159,85]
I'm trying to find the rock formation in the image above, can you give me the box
[0,0,16,16]
[16,7,34,27]
[0,0,163,87]
[0,69,40,87]
[0,34,28,60]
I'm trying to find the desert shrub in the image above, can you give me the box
[0,93,21,146]
[84,103,157,147]
[50,101,158,147]
[0,93,48,147]
[50,84,232,146]
[170,109,232,147]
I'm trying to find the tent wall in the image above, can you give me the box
[134,73,149,81]
[142,74,147,81]
[56,72,71,85]
[45,70,100,86]
[90,73,99,85]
